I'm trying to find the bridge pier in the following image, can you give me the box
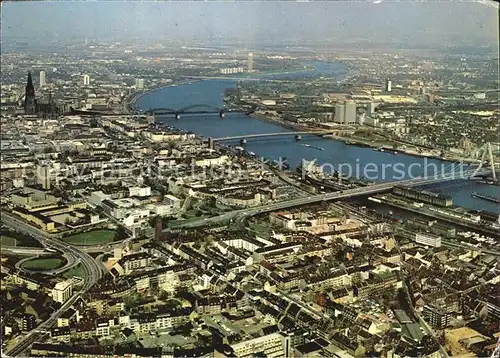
[472,142,497,182]
[175,113,181,120]
[240,139,247,145]
[295,135,301,141]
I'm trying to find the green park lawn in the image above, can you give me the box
[0,235,18,246]
[63,264,86,279]
[21,257,66,271]
[62,229,116,246]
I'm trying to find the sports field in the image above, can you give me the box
[62,230,116,245]
[21,257,66,270]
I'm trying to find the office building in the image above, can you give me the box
[247,52,254,72]
[52,280,73,304]
[24,72,37,114]
[39,70,46,87]
[83,74,90,86]
[415,233,441,248]
[23,314,36,332]
[334,104,345,123]
[344,100,357,124]
[37,164,51,190]
[135,78,144,90]
[385,78,392,92]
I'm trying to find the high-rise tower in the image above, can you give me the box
[247,52,254,72]
[37,164,51,190]
[24,72,37,114]
[334,104,345,123]
[40,70,46,87]
[135,78,145,90]
[344,100,357,124]
[385,78,392,92]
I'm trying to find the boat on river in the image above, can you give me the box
[471,192,500,204]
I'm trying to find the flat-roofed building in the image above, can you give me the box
[12,187,59,211]
[415,233,441,248]
[229,332,291,358]
[52,280,73,304]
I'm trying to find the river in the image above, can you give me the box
[135,62,499,214]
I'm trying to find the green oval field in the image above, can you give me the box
[21,257,67,271]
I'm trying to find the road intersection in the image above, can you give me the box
[1,212,103,357]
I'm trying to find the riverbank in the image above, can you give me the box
[327,134,481,165]
[123,79,199,114]
[247,110,481,165]
[232,65,316,78]
[185,66,317,81]
[248,112,301,131]
[124,65,314,113]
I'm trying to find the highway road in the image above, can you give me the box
[167,169,488,230]
[1,212,103,357]
[1,247,48,256]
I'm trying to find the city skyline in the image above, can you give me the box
[0,1,499,357]
[2,1,498,48]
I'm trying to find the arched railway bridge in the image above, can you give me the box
[144,104,254,119]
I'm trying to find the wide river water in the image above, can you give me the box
[135,62,499,214]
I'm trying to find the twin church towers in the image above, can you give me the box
[24,72,37,114]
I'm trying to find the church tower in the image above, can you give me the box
[24,72,37,114]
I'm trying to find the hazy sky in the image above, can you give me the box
[1,1,498,47]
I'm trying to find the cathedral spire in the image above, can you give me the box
[24,71,37,114]
[27,72,34,89]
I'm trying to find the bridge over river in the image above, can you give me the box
[168,168,493,229]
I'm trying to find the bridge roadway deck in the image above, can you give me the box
[376,195,500,238]
[146,110,236,115]
[168,170,491,230]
